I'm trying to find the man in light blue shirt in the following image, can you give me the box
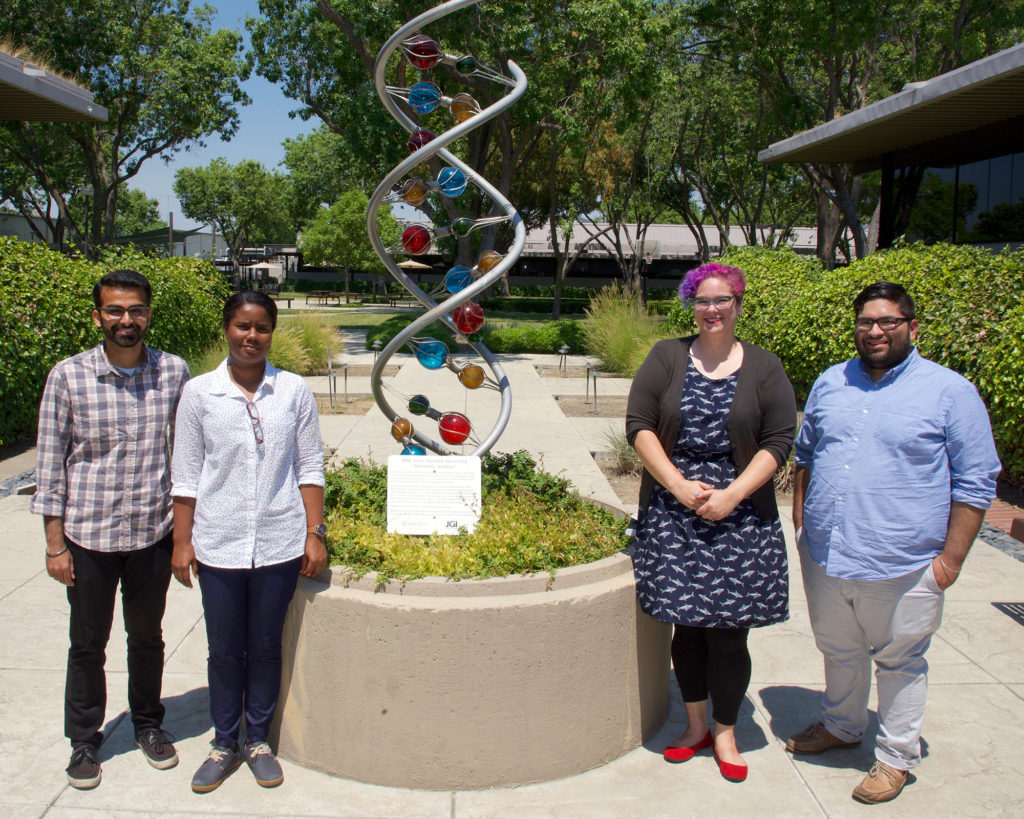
[785,282,1000,804]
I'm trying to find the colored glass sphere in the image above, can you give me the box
[439,412,472,445]
[458,364,486,389]
[415,338,449,370]
[408,81,442,114]
[450,92,480,123]
[437,167,467,197]
[391,417,414,442]
[400,224,432,255]
[444,266,473,294]
[408,394,430,415]
[398,178,429,206]
[403,35,442,70]
[407,128,436,153]
[401,444,426,456]
[453,301,485,335]
[455,55,478,76]
[476,250,502,274]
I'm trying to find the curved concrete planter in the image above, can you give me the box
[270,551,671,790]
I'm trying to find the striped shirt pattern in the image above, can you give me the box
[30,344,190,552]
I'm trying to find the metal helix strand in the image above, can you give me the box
[366,0,527,456]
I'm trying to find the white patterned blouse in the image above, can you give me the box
[171,358,324,569]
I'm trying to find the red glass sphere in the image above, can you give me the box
[403,34,442,70]
[407,129,436,154]
[439,412,471,445]
[401,224,432,255]
[452,301,485,334]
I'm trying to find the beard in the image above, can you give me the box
[855,332,912,372]
[101,321,146,348]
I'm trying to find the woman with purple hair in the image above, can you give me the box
[626,263,796,782]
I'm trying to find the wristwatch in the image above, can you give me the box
[307,523,328,538]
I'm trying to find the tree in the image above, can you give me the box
[300,189,401,295]
[0,0,250,258]
[685,0,1024,264]
[281,126,370,229]
[174,159,292,274]
[114,189,166,237]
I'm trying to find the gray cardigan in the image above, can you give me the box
[625,336,797,522]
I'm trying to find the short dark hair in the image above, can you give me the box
[223,291,278,329]
[93,269,152,308]
[853,281,916,319]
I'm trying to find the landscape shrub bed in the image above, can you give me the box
[480,296,590,314]
[324,451,628,581]
[483,320,585,354]
[0,238,228,447]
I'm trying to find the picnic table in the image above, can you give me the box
[271,295,294,308]
[305,290,356,306]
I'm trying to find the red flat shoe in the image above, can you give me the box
[663,730,713,763]
[713,747,748,782]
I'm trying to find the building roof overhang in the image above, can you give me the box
[0,50,107,122]
[758,43,1024,174]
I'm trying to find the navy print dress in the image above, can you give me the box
[633,359,788,628]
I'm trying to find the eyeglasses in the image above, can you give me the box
[246,401,264,445]
[854,316,911,332]
[693,295,735,311]
[100,305,150,320]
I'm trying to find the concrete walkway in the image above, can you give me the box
[2,349,1024,817]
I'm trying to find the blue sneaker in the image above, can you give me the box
[191,744,241,793]
[243,740,284,788]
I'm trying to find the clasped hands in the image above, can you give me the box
[672,479,741,521]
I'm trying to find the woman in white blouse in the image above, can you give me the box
[171,291,326,794]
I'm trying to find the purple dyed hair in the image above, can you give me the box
[679,263,747,304]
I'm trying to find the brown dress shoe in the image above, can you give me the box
[785,721,861,754]
[852,761,908,804]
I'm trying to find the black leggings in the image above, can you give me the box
[671,624,751,726]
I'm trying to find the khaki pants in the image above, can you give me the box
[798,535,944,771]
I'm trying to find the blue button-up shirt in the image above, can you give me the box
[795,348,1000,580]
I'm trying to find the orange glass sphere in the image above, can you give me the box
[390,417,414,442]
[458,364,485,389]
[476,250,503,274]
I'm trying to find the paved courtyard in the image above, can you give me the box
[2,348,1023,817]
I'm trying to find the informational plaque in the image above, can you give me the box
[387,455,482,535]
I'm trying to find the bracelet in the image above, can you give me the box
[45,546,69,558]
[937,556,961,575]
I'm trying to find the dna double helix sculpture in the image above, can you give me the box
[366,0,526,457]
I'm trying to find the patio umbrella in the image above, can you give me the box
[396,259,432,269]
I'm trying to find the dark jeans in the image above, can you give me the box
[197,558,301,747]
[672,624,751,726]
[65,534,173,746]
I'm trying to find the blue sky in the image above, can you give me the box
[130,0,316,229]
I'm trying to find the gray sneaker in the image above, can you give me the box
[66,743,101,789]
[191,744,241,793]
[136,728,179,770]
[243,740,284,788]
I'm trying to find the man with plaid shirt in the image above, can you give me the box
[31,269,190,789]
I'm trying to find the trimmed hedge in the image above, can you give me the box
[0,238,230,447]
[655,243,1024,482]
[480,296,590,314]
[483,320,585,354]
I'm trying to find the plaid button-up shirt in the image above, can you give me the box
[30,344,190,552]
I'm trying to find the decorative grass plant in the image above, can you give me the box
[324,451,629,582]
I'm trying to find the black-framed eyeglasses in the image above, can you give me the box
[854,316,911,332]
[100,305,150,321]
[246,401,264,444]
[693,295,735,311]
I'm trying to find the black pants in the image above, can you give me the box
[65,534,172,746]
[672,624,751,726]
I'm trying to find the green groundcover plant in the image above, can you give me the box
[324,451,629,582]
[0,237,228,448]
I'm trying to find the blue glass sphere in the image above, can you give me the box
[408,81,442,114]
[443,266,473,294]
[415,338,448,370]
[401,444,426,456]
[437,167,468,197]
